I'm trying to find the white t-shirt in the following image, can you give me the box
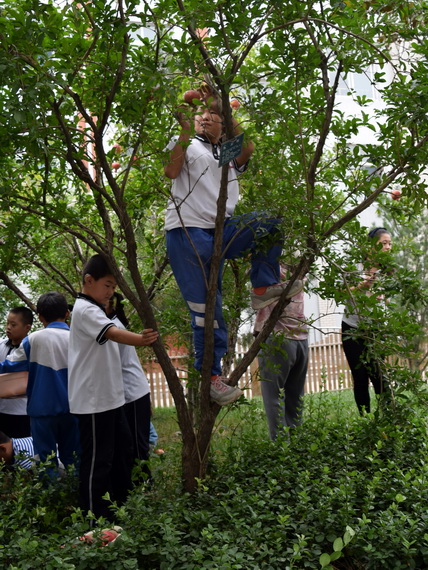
[68,295,125,414]
[111,316,150,404]
[164,137,243,230]
[0,339,27,416]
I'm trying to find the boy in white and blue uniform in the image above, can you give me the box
[68,255,158,520]
[0,293,79,470]
[0,307,33,437]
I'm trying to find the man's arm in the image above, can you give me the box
[164,109,192,180]
[104,326,158,347]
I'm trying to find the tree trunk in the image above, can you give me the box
[181,409,217,493]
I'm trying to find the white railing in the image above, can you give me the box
[145,334,426,408]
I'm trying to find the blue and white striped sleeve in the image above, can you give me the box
[12,437,35,470]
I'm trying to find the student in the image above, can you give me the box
[164,85,302,405]
[341,227,392,414]
[254,269,308,440]
[0,293,80,471]
[68,254,158,520]
[0,430,35,470]
[106,293,152,481]
[0,307,33,437]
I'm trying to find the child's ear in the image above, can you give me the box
[84,273,92,285]
[37,314,45,327]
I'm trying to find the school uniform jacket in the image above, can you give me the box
[0,322,70,417]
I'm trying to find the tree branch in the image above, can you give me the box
[0,272,36,312]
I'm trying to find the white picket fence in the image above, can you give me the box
[146,333,356,408]
[146,332,428,408]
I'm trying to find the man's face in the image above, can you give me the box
[194,107,223,143]
[6,313,31,345]
[84,274,117,307]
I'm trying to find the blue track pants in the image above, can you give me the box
[166,213,282,375]
[31,413,80,468]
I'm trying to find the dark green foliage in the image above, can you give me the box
[1,391,428,568]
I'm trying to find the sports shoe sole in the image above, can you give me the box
[210,387,243,406]
[251,280,304,310]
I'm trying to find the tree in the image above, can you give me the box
[384,207,428,373]
[0,0,427,491]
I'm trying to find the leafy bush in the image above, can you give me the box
[1,389,428,569]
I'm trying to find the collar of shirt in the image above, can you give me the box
[2,338,20,355]
[195,134,221,160]
[45,321,70,330]
[77,293,106,311]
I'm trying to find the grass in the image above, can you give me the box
[149,388,362,494]
[150,388,359,451]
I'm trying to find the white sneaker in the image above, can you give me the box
[251,279,304,310]
[210,377,243,406]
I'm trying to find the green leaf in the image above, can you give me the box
[395,493,406,503]
[343,530,353,546]
[333,537,344,552]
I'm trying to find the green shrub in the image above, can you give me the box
[1,390,428,569]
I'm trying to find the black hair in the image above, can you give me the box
[9,306,34,327]
[0,431,11,444]
[368,227,389,239]
[106,292,129,328]
[82,254,114,283]
[36,292,69,323]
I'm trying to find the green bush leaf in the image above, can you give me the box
[333,537,344,552]
[319,553,331,567]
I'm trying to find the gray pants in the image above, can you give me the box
[258,334,309,440]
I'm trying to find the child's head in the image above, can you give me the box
[368,227,392,252]
[6,307,33,345]
[0,431,13,465]
[36,292,69,324]
[82,255,117,307]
